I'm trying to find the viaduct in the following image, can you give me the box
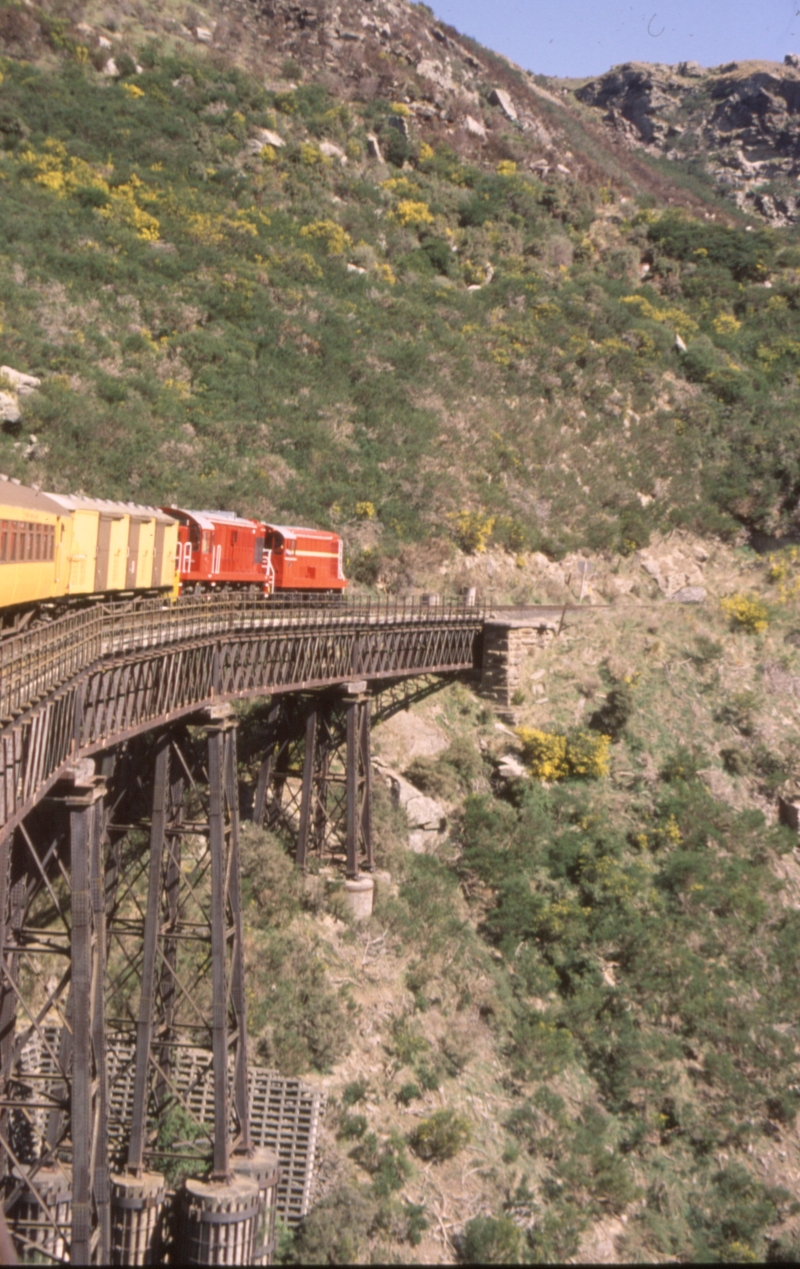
[0,592,565,1264]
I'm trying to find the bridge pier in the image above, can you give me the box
[253,687,374,880]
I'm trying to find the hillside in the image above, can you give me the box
[5,3,800,1264]
[2,1,800,585]
[238,539,800,1264]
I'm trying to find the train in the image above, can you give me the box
[0,474,347,628]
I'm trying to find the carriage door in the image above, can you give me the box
[95,515,113,592]
[127,518,141,587]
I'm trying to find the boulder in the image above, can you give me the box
[102,58,119,77]
[678,60,705,77]
[0,367,40,395]
[0,367,39,428]
[375,763,446,854]
[366,133,384,162]
[195,26,213,43]
[464,114,487,139]
[0,394,21,425]
[489,88,518,121]
[319,140,347,162]
[253,128,285,149]
[497,754,528,781]
[785,53,800,68]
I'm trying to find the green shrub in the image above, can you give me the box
[460,1215,524,1264]
[409,1109,471,1161]
[250,930,353,1074]
[292,1185,377,1264]
[396,1082,421,1106]
[342,1078,370,1107]
[338,1112,368,1140]
[588,682,634,740]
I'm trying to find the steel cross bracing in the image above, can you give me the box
[0,720,253,1264]
[0,594,485,848]
[250,690,373,878]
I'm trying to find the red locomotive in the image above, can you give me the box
[164,508,347,597]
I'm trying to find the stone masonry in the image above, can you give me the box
[480,618,559,707]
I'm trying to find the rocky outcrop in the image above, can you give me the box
[374,761,447,854]
[575,59,800,225]
[576,64,679,145]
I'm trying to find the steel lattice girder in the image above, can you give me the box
[0,619,481,846]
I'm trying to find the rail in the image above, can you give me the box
[0,593,488,723]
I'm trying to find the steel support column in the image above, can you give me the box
[358,703,374,873]
[207,721,231,1181]
[66,773,107,1265]
[225,724,251,1158]
[296,706,318,872]
[345,702,359,880]
[127,733,170,1175]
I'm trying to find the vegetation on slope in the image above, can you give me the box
[1,24,800,575]
[227,549,800,1263]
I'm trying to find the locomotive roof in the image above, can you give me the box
[165,507,258,531]
[267,524,337,537]
[163,508,337,538]
[46,493,175,523]
[0,476,66,515]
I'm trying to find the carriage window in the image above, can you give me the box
[9,523,17,562]
[34,524,41,560]
[0,521,6,562]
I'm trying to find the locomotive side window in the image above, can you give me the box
[201,530,211,554]
[254,536,264,564]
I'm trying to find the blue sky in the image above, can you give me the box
[426,0,800,78]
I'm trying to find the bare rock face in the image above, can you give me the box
[575,58,800,224]
[576,64,678,145]
[637,542,705,597]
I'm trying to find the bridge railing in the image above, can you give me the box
[1,593,487,721]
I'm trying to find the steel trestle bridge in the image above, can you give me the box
[0,591,492,1264]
